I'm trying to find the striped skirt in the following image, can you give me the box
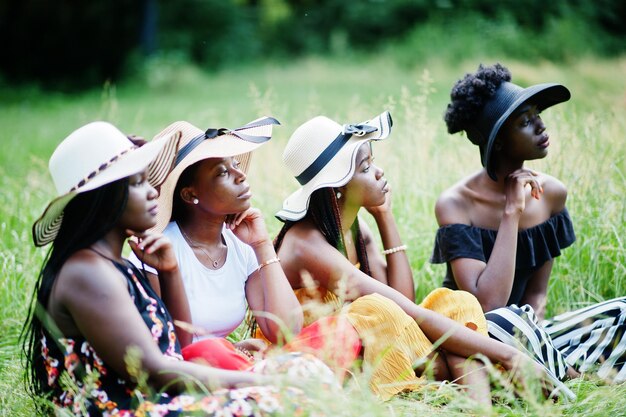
[486,297,626,383]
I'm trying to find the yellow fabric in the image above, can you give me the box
[344,289,487,400]
[419,287,488,336]
[255,286,488,401]
[344,293,429,400]
[294,287,343,327]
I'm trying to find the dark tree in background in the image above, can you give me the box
[0,0,142,88]
[0,0,624,90]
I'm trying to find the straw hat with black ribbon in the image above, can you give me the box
[151,116,280,233]
[276,111,393,222]
[32,121,181,247]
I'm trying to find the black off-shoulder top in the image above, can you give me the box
[430,208,576,306]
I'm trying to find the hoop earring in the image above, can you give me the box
[192,198,199,205]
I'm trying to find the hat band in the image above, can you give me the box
[295,131,352,185]
[174,116,280,167]
[294,122,378,186]
[69,145,137,192]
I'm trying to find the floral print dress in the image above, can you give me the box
[40,259,333,417]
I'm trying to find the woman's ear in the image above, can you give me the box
[334,186,347,200]
[180,187,196,205]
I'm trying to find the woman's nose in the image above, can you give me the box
[536,117,546,134]
[235,168,247,183]
[148,184,159,199]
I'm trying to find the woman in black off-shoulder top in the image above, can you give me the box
[431,63,626,385]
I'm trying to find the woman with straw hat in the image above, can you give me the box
[128,117,361,376]
[23,121,334,416]
[431,63,626,384]
[273,111,564,404]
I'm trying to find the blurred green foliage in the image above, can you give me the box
[1,0,624,89]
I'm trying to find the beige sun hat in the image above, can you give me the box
[152,116,280,233]
[276,111,392,222]
[32,121,181,247]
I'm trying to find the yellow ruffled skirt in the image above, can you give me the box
[344,288,487,400]
[258,287,487,401]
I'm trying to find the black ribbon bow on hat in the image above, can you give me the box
[295,121,379,186]
[175,116,280,166]
[342,123,378,137]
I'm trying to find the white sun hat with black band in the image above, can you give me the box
[32,121,181,247]
[277,111,392,222]
[151,116,280,233]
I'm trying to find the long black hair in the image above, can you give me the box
[21,177,129,411]
[274,187,371,276]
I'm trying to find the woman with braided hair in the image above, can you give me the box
[273,111,559,405]
[431,63,626,384]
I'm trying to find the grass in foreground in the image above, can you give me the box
[1,54,625,416]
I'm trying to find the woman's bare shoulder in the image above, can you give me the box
[56,250,126,300]
[538,172,568,213]
[282,221,330,256]
[435,176,477,226]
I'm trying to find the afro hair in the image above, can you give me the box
[444,63,512,135]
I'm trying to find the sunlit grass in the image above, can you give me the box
[1,54,625,416]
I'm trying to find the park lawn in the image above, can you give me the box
[1,54,625,416]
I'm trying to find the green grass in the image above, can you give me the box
[1,54,625,416]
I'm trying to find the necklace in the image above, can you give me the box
[179,225,225,269]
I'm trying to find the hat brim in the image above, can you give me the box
[32,130,181,246]
[483,83,570,180]
[152,132,266,233]
[276,111,392,222]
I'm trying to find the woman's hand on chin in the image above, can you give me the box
[365,183,393,217]
[127,229,179,272]
[227,208,271,248]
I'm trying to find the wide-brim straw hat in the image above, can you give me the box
[276,111,392,222]
[32,121,180,246]
[467,81,570,180]
[152,116,279,233]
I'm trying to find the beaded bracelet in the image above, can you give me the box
[257,256,280,272]
[382,245,407,255]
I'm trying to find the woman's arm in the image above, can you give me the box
[436,169,543,312]
[519,260,553,321]
[55,253,271,392]
[363,187,415,300]
[282,229,537,373]
[229,208,304,343]
[518,175,568,320]
[129,232,193,347]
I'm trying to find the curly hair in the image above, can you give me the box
[444,63,512,136]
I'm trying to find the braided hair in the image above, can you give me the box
[274,187,371,276]
[21,178,129,413]
[444,63,511,136]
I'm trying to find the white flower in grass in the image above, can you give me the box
[257,394,282,412]
[175,394,196,408]
[200,396,222,414]
[228,398,253,416]
[229,388,251,401]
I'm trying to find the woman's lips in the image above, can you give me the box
[537,134,550,148]
[238,187,252,199]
